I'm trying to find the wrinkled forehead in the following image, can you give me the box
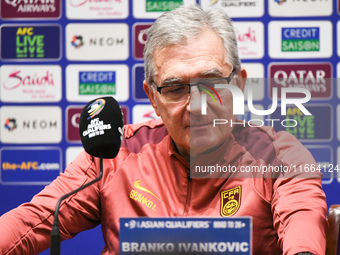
[152,32,229,82]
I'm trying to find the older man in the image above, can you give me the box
[0,4,327,255]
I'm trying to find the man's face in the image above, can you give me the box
[144,30,246,160]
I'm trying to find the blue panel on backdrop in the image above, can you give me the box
[0,147,62,185]
[270,105,332,141]
[306,146,333,183]
[133,64,148,101]
[1,25,61,60]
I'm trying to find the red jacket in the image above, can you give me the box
[0,119,328,255]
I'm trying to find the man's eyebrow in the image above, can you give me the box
[200,68,224,77]
[162,77,185,86]
[160,68,224,86]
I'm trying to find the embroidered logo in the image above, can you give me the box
[130,180,161,212]
[134,180,161,201]
[220,186,241,217]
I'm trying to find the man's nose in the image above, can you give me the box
[187,87,202,115]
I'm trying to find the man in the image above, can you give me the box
[0,4,327,255]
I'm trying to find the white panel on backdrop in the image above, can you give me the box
[66,147,83,167]
[133,0,196,19]
[0,65,62,103]
[200,0,264,18]
[338,62,340,99]
[269,0,332,17]
[66,23,129,61]
[66,64,129,102]
[268,21,332,59]
[132,104,159,124]
[338,104,340,142]
[234,22,264,59]
[241,63,264,101]
[0,106,62,143]
[66,0,129,19]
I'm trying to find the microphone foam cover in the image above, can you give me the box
[79,97,124,159]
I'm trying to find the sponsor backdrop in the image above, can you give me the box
[0,0,339,254]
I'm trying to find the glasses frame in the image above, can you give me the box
[151,69,235,96]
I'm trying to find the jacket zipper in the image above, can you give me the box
[187,168,191,182]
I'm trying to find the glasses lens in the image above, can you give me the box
[161,85,189,103]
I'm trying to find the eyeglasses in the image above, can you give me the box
[151,69,235,104]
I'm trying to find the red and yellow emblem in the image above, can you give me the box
[220,186,241,217]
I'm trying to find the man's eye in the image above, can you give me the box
[166,86,186,94]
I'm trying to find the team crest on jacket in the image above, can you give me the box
[220,186,241,217]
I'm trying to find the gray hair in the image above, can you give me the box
[143,4,241,84]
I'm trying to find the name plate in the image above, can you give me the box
[120,217,252,254]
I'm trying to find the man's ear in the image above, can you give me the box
[143,80,160,116]
[237,67,247,93]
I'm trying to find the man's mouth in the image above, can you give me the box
[189,122,213,127]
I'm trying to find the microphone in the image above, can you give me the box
[50,96,124,255]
